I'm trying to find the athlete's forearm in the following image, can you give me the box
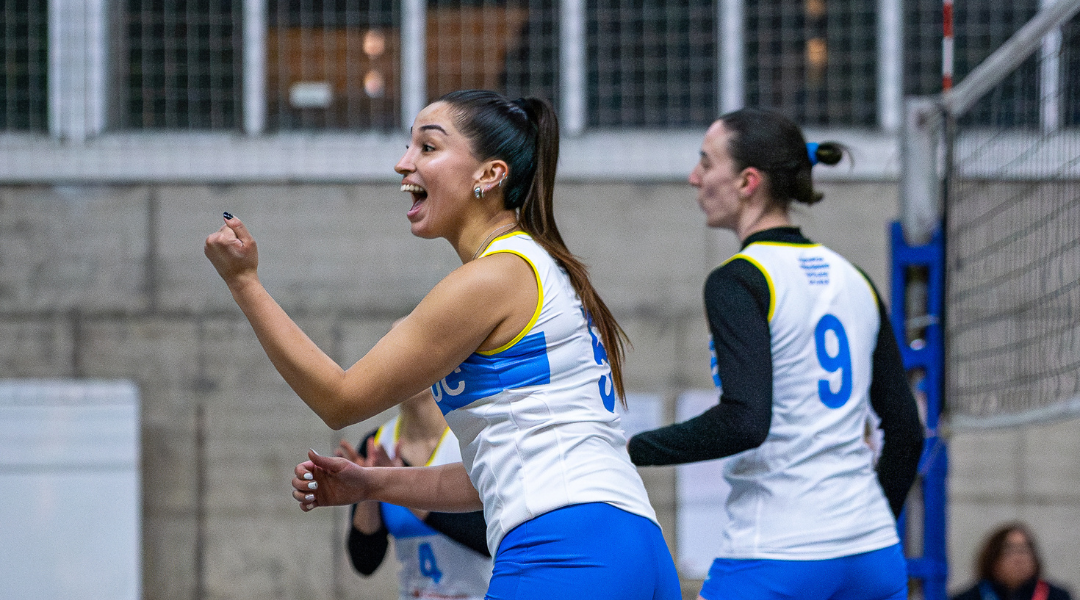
[368,463,483,513]
[868,301,925,517]
[227,277,388,429]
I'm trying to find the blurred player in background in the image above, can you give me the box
[628,108,925,600]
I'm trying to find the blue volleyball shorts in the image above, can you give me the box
[486,502,681,600]
[699,543,908,600]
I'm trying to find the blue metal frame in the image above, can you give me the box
[890,221,948,600]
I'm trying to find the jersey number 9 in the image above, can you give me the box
[815,314,852,408]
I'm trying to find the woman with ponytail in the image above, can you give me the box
[627,108,924,600]
[205,89,679,600]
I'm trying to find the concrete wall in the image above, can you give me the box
[948,421,1080,596]
[1,180,1076,599]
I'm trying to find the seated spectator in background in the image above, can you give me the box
[952,523,1072,600]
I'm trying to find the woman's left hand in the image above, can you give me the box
[292,449,376,511]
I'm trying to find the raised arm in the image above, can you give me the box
[204,215,537,429]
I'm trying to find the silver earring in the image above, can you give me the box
[498,178,505,187]
[474,186,484,199]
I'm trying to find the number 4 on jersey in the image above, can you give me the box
[418,542,443,584]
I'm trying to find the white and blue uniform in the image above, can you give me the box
[371,418,493,600]
[629,227,924,600]
[431,232,679,600]
[716,240,898,559]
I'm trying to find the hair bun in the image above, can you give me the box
[812,142,845,166]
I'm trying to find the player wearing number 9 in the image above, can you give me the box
[627,108,925,600]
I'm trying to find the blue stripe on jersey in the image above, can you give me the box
[431,331,552,414]
[380,503,439,539]
[709,337,721,389]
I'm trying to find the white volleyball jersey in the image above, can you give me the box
[373,417,492,600]
[432,232,659,555]
[716,241,899,560]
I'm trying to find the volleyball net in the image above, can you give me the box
[903,0,1080,430]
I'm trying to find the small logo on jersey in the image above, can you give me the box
[799,256,830,285]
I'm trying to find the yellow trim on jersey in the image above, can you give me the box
[424,427,452,467]
[373,422,389,446]
[724,253,776,322]
[481,231,525,251]
[374,420,452,467]
[855,270,881,309]
[477,237,544,356]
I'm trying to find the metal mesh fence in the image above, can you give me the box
[1066,15,1080,125]
[586,0,715,128]
[954,0,1041,128]
[904,0,1069,126]
[5,1,1073,138]
[904,0,944,98]
[118,0,243,130]
[945,9,1080,425]
[0,0,48,131]
[744,0,876,127]
[427,0,556,105]
[499,0,558,105]
[267,0,399,130]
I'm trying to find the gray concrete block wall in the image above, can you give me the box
[5,179,1075,599]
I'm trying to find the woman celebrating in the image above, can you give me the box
[205,90,679,600]
[627,108,925,600]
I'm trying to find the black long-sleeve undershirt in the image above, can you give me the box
[628,227,923,518]
[345,430,490,576]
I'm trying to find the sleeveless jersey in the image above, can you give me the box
[373,416,492,600]
[715,240,899,560]
[431,232,658,554]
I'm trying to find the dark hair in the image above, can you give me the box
[438,89,629,405]
[975,522,1042,582]
[717,108,845,207]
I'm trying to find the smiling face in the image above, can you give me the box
[395,101,485,240]
[689,120,745,231]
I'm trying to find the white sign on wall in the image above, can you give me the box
[675,389,731,580]
[0,380,141,600]
[616,392,664,438]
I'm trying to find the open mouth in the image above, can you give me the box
[401,183,428,216]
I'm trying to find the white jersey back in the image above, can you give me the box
[373,417,492,600]
[432,232,658,554]
[717,241,899,560]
